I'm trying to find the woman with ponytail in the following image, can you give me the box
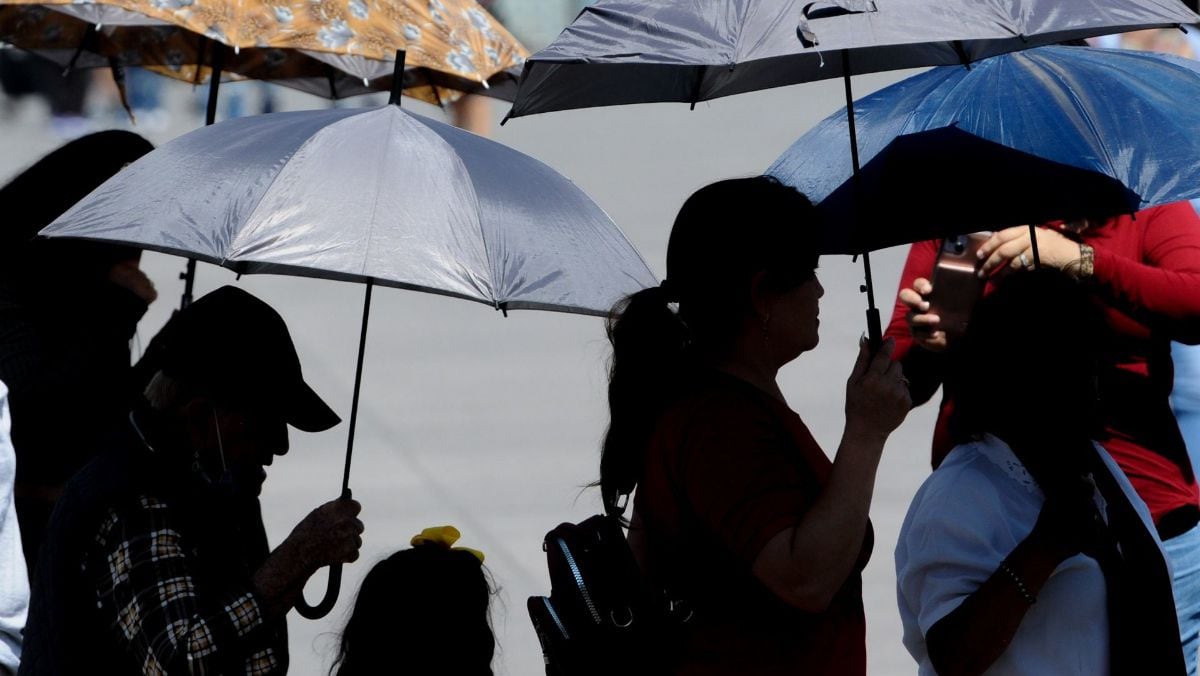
[602,176,911,675]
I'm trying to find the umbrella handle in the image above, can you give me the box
[295,487,353,620]
[295,564,343,620]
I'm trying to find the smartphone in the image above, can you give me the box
[926,233,990,340]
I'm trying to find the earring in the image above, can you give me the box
[761,314,771,342]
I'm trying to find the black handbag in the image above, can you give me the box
[527,514,691,675]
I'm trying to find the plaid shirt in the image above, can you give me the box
[88,494,283,675]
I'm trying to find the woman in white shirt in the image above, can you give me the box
[895,268,1184,675]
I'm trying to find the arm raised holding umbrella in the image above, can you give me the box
[19,286,365,675]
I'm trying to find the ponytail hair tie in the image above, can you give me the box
[410,525,485,563]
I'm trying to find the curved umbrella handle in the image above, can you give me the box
[295,563,343,620]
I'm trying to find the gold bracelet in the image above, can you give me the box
[1074,243,1095,280]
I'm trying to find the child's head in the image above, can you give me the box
[332,526,495,675]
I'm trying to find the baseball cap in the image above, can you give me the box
[146,286,341,433]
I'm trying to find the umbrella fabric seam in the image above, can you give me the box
[412,117,501,305]
[231,108,363,259]
[357,107,398,282]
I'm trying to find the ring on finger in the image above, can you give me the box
[1019,253,1030,269]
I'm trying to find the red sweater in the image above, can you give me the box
[886,202,1200,525]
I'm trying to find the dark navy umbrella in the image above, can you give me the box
[768,46,1200,252]
[793,126,1140,254]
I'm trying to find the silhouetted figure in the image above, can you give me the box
[0,131,157,574]
[601,176,910,674]
[332,526,494,676]
[19,286,364,675]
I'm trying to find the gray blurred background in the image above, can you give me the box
[0,4,939,672]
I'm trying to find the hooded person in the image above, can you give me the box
[0,131,160,573]
[18,286,365,675]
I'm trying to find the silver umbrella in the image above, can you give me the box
[39,85,657,617]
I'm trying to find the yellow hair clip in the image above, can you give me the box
[410,525,485,564]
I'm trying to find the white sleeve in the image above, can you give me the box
[0,382,27,672]
[898,467,1022,637]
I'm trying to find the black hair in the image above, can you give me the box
[948,267,1106,445]
[598,176,820,516]
[331,543,496,676]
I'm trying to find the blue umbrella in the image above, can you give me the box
[769,45,1200,252]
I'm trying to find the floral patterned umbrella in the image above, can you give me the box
[0,0,527,102]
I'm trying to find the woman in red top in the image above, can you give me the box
[601,176,911,675]
[887,201,1200,673]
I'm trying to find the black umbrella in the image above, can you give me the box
[807,127,1141,254]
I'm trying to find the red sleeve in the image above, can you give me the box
[676,396,816,566]
[886,240,945,405]
[886,240,939,359]
[1091,202,1200,343]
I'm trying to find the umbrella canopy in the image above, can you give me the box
[505,0,1198,119]
[789,126,1141,254]
[0,0,527,102]
[40,104,656,314]
[768,46,1200,251]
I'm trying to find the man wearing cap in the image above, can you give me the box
[18,286,364,675]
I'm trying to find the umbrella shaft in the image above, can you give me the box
[842,51,861,174]
[389,50,407,106]
[1028,223,1042,268]
[842,49,882,346]
[342,280,374,496]
[206,45,225,126]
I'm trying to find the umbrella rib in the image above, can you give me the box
[453,154,500,307]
